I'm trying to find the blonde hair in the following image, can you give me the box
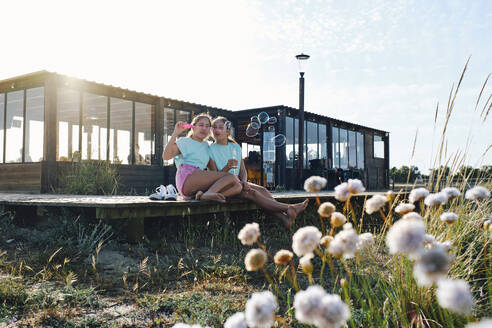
[186,113,212,138]
[212,116,238,144]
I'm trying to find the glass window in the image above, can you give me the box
[357,132,364,169]
[348,130,356,168]
[0,93,4,163]
[319,124,327,160]
[82,93,107,161]
[294,118,299,167]
[5,90,24,163]
[135,102,153,165]
[163,108,175,165]
[307,121,318,167]
[25,87,44,162]
[285,116,294,168]
[304,121,308,168]
[339,128,348,168]
[332,127,339,168]
[176,110,191,137]
[109,98,132,164]
[57,89,80,161]
[374,135,384,158]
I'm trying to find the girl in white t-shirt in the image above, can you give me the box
[209,116,308,227]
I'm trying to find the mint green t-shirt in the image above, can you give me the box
[209,142,242,175]
[174,137,210,170]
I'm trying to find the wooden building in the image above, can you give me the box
[0,71,389,193]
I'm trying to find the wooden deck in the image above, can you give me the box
[0,191,393,242]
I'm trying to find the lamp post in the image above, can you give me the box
[296,53,310,189]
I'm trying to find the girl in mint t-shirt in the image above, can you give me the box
[209,116,308,227]
[162,113,242,201]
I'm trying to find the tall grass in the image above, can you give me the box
[57,160,120,195]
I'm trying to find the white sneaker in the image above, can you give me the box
[149,185,167,200]
[165,184,178,201]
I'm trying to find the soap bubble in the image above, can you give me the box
[245,124,259,137]
[250,121,260,130]
[258,112,270,124]
[272,134,286,147]
[267,117,277,124]
[225,121,232,130]
[251,116,260,124]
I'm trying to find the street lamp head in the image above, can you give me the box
[295,53,310,74]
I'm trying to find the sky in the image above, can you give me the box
[1,0,491,174]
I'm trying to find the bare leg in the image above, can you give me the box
[182,171,234,202]
[248,183,308,214]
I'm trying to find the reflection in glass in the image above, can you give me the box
[332,127,339,168]
[349,131,356,168]
[0,94,4,163]
[5,91,24,163]
[109,98,132,164]
[374,135,384,158]
[307,121,318,167]
[319,124,327,160]
[25,88,44,162]
[285,117,294,168]
[82,93,107,160]
[357,132,364,169]
[135,102,153,165]
[57,89,80,161]
[176,110,190,137]
[163,108,174,165]
[339,129,348,168]
[294,118,299,166]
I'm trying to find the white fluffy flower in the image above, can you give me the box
[402,212,424,221]
[465,318,492,328]
[292,226,322,257]
[365,195,388,214]
[465,186,491,200]
[238,222,260,246]
[334,183,350,201]
[409,188,430,203]
[245,291,279,328]
[436,279,474,315]
[347,179,365,194]
[424,192,448,206]
[357,232,375,251]
[386,217,426,259]
[294,285,327,325]
[413,247,451,286]
[314,294,351,328]
[330,212,347,228]
[423,234,435,244]
[442,187,461,199]
[327,238,344,258]
[244,249,267,271]
[395,203,415,215]
[440,212,458,225]
[300,253,314,274]
[429,241,454,252]
[224,312,248,328]
[329,223,359,259]
[172,324,190,328]
[304,176,327,192]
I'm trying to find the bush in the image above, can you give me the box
[57,160,119,195]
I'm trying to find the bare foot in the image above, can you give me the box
[195,191,204,200]
[274,212,294,228]
[200,192,226,203]
[293,199,309,215]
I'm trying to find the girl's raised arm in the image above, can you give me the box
[163,121,187,161]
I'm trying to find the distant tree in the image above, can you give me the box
[390,165,421,183]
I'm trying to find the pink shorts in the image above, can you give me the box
[176,164,201,198]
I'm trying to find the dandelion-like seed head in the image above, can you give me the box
[424,192,448,207]
[327,239,344,258]
[274,249,293,265]
[245,291,278,328]
[465,186,491,201]
[330,212,347,228]
[304,176,327,193]
[318,202,336,218]
[244,249,267,271]
[429,241,454,253]
[484,219,492,231]
[395,203,415,215]
[442,187,461,200]
[314,294,351,328]
[436,279,474,315]
[357,232,375,251]
[294,285,327,325]
[423,234,435,244]
[409,188,430,203]
[224,312,248,328]
[386,190,396,203]
[402,212,424,221]
[238,222,261,246]
[440,212,458,225]
[320,235,334,248]
[365,194,388,214]
[347,179,365,194]
[329,223,359,259]
[386,217,426,259]
[413,247,451,286]
[300,253,314,274]
[292,226,322,257]
[465,318,492,328]
[334,183,350,201]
